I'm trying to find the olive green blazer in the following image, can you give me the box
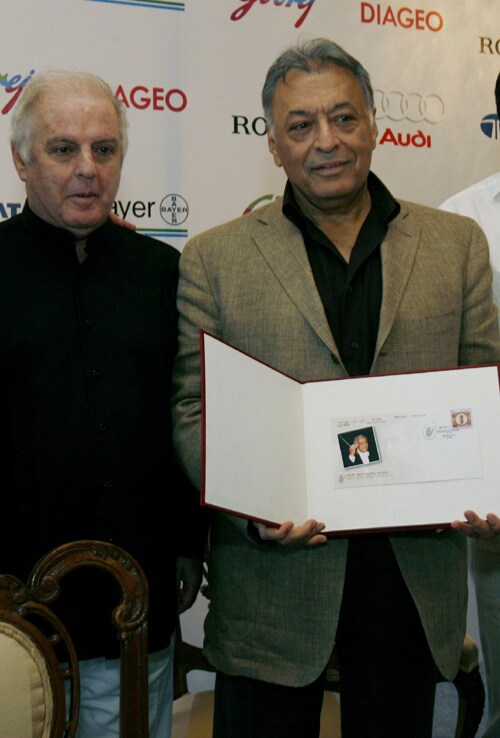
[172,196,500,686]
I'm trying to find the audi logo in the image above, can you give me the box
[374,90,444,123]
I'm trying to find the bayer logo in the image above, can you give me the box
[160,194,189,226]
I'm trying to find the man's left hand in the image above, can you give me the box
[451,510,500,539]
[177,557,203,613]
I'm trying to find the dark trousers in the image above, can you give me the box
[213,670,325,738]
[212,536,438,738]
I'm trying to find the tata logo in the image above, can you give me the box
[374,91,444,124]
[0,202,22,220]
[480,114,500,140]
[361,3,443,31]
[243,195,280,215]
[0,69,35,115]
[230,0,316,29]
[115,86,187,112]
[479,37,500,55]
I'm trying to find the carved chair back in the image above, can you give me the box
[0,540,149,738]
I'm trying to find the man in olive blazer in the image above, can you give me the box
[172,39,500,738]
[173,194,499,663]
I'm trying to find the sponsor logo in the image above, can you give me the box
[230,0,316,29]
[361,3,443,31]
[243,194,280,214]
[160,194,189,226]
[480,114,500,140]
[1,196,189,238]
[0,69,35,115]
[85,0,184,10]
[113,199,157,220]
[112,196,189,240]
[0,202,22,220]
[374,91,444,124]
[232,115,267,136]
[115,85,187,112]
[479,37,500,55]
[378,128,432,148]
[137,225,188,240]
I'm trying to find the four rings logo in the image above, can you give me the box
[374,91,444,124]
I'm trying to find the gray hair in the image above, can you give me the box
[10,70,128,162]
[262,38,374,132]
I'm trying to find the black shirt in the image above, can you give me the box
[283,172,400,376]
[0,203,205,657]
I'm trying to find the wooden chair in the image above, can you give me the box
[0,540,149,738]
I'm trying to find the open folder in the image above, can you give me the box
[201,332,500,535]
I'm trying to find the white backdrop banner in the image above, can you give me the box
[1,0,500,246]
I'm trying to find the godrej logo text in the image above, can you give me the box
[0,69,35,115]
[231,0,316,29]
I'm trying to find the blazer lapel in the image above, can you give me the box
[250,200,420,371]
[374,204,420,365]
[252,202,341,360]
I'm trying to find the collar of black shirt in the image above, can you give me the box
[21,200,115,265]
[282,171,400,267]
[282,172,401,377]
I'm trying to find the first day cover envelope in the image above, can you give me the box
[201,332,500,535]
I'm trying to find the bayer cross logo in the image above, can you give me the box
[160,194,189,226]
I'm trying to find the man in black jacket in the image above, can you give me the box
[1,69,205,738]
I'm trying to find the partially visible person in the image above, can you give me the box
[440,70,500,738]
[440,72,500,317]
[1,70,205,738]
